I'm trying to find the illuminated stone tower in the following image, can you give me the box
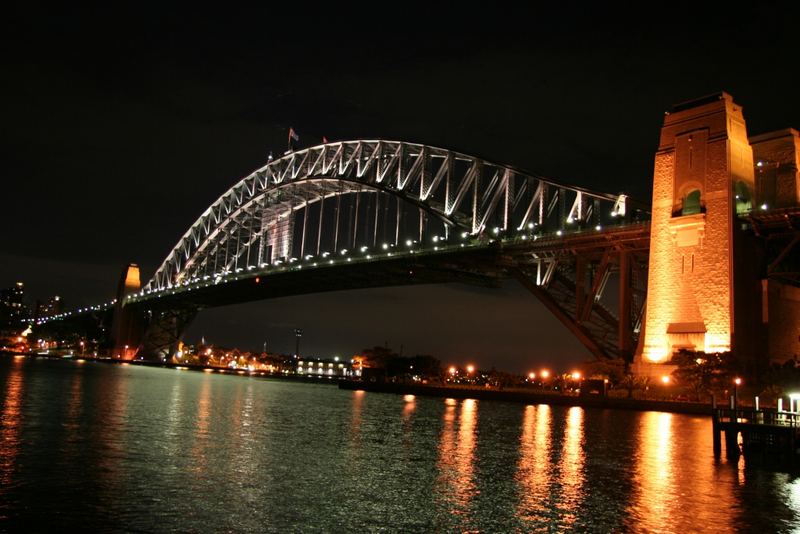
[635,93,756,374]
[111,263,142,359]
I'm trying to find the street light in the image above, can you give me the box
[733,377,742,409]
[294,329,303,360]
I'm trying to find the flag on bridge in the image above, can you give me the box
[288,127,300,151]
[322,136,329,144]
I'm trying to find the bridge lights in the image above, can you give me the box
[556,230,563,236]
[527,222,535,230]
[566,217,574,224]
[360,246,368,252]
[528,372,536,381]
[540,369,550,379]
[492,227,500,235]
[382,243,389,250]
[761,203,768,210]
[661,375,670,385]
[595,225,602,231]
[406,240,413,246]
[466,365,475,374]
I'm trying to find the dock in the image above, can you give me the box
[713,407,800,465]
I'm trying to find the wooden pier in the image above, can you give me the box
[713,407,800,465]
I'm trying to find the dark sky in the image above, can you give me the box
[2,4,798,372]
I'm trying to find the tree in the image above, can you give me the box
[357,346,397,369]
[670,350,733,401]
[619,373,649,399]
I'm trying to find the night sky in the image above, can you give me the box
[2,5,798,372]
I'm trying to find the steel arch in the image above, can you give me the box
[145,140,631,291]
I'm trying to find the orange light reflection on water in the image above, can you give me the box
[558,406,585,526]
[401,394,416,450]
[0,363,25,487]
[348,389,365,451]
[516,404,552,521]
[437,398,478,518]
[631,412,675,529]
[629,412,737,530]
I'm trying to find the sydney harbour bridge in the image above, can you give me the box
[33,94,800,374]
[39,139,650,362]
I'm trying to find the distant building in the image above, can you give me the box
[1,282,28,329]
[297,357,353,377]
[34,295,62,318]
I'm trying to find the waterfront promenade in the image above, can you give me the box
[338,379,713,415]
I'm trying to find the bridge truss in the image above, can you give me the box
[37,140,650,363]
[146,140,637,293]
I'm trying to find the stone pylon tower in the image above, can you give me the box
[635,93,756,375]
[111,263,142,359]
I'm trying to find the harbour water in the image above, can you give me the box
[1,356,799,532]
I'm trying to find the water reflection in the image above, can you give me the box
[437,399,478,517]
[348,390,364,449]
[516,404,552,522]
[84,363,131,518]
[62,368,85,459]
[0,362,24,488]
[2,360,798,532]
[190,375,213,473]
[631,412,674,530]
[402,395,416,450]
[559,406,585,526]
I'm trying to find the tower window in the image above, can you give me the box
[682,189,702,216]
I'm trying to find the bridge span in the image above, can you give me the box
[33,93,800,375]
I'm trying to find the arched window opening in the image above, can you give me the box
[734,181,752,214]
[682,189,702,216]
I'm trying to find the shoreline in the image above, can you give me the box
[339,379,714,416]
[3,351,712,415]
[0,351,342,386]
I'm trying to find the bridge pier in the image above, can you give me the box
[636,93,758,377]
[110,263,144,359]
[137,305,198,361]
